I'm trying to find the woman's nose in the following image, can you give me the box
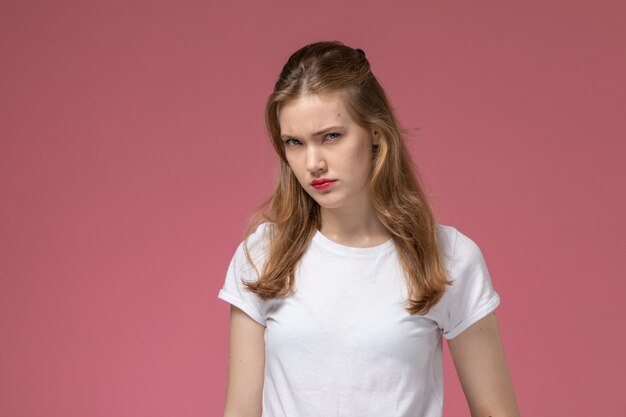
[306,147,326,173]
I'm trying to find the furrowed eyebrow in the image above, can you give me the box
[280,125,344,139]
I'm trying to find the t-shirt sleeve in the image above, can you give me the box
[433,227,501,340]
[217,224,269,327]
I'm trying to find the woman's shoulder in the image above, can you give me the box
[240,221,274,255]
[247,221,274,241]
[228,222,274,275]
[436,223,484,263]
[436,223,457,258]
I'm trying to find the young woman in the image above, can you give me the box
[217,41,520,417]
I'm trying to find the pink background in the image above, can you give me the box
[1,1,625,416]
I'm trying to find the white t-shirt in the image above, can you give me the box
[217,222,500,417]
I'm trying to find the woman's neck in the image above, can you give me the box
[319,203,391,247]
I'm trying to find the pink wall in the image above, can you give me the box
[1,1,624,416]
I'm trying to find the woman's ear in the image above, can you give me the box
[372,129,380,146]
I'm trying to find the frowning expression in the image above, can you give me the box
[278,90,379,213]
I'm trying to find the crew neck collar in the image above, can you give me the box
[312,229,395,257]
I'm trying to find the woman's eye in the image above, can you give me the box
[284,138,300,146]
[325,133,341,141]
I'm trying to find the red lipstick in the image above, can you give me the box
[310,178,336,190]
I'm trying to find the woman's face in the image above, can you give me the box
[278,90,379,213]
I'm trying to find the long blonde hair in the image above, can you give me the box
[241,40,451,315]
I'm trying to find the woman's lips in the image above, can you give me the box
[312,180,336,190]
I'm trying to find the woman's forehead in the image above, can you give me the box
[278,92,353,133]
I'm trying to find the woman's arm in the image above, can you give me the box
[447,311,520,417]
[222,305,266,417]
